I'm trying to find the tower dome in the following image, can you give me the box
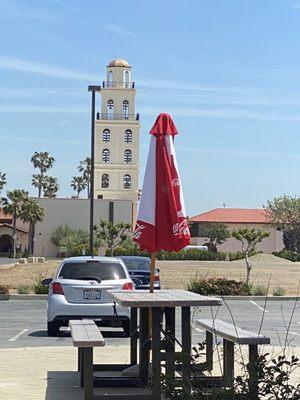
[108,59,130,68]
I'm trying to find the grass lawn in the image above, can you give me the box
[0,253,299,295]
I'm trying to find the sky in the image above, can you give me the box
[1,0,300,216]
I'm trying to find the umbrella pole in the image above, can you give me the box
[150,252,156,293]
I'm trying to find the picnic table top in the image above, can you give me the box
[109,289,222,308]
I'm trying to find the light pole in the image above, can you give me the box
[88,85,101,257]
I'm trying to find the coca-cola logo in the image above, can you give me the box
[133,223,145,239]
[173,219,190,236]
[172,178,180,187]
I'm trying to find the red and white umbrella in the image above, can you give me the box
[133,113,190,291]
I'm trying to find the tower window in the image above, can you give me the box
[107,100,114,119]
[123,100,129,119]
[102,129,110,143]
[108,71,113,87]
[102,148,110,163]
[124,71,130,88]
[124,149,132,163]
[123,174,131,189]
[101,174,109,188]
[124,129,132,143]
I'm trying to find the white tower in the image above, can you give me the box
[94,59,140,202]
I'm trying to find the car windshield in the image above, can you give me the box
[122,259,150,271]
[58,261,126,280]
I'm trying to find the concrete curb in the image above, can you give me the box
[0,294,9,300]
[7,294,299,301]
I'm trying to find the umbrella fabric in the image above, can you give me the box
[133,113,190,253]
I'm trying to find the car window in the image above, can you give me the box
[58,261,126,280]
[122,259,150,271]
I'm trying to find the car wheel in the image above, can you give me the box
[122,320,131,337]
[47,321,60,337]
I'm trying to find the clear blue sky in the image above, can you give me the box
[1,0,300,216]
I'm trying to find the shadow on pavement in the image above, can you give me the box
[45,371,82,400]
[29,329,126,338]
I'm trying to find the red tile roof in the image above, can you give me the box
[0,209,12,222]
[190,208,268,224]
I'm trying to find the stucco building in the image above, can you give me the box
[190,208,284,253]
[0,210,28,256]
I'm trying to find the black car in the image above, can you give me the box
[119,256,161,290]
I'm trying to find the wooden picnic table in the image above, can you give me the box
[109,289,222,400]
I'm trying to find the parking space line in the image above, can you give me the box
[9,329,29,342]
[249,300,269,313]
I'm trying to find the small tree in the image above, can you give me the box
[20,198,45,255]
[77,157,91,198]
[0,172,7,193]
[43,176,59,198]
[232,228,270,284]
[203,222,231,252]
[71,176,87,197]
[94,219,131,256]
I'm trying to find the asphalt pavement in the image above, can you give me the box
[0,299,299,349]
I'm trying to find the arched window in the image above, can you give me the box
[124,71,129,88]
[102,129,110,143]
[101,174,109,188]
[107,100,114,119]
[123,174,131,189]
[102,148,110,163]
[124,149,132,163]
[124,129,132,143]
[123,100,129,119]
[108,71,113,87]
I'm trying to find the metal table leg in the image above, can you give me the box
[139,307,150,385]
[130,307,138,366]
[181,306,191,395]
[165,307,175,381]
[152,307,162,400]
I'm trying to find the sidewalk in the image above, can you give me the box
[0,345,299,399]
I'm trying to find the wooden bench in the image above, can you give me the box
[196,319,270,398]
[69,319,105,400]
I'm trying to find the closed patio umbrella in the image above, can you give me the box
[133,113,190,292]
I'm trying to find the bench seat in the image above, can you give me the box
[69,319,105,348]
[196,318,270,345]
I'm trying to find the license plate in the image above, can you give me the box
[83,289,101,300]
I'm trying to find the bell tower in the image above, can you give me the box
[94,59,140,202]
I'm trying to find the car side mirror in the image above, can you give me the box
[42,278,52,286]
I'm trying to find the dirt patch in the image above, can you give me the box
[233,253,292,264]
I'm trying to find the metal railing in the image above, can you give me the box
[96,112,140,121]
[102,81,135,89]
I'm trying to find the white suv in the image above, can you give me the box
[45,256,134,337]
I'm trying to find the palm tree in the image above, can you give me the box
[1,189,28,258]
[0,172,7,194]
[77,157,91,198]
[20,198,45,255]
[43,176,59,198]
[71,176,86,197]
[31,151,55,197]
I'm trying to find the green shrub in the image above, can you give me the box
[0,285,9,294]
[273,249,300,262]
[251,284,268,296]
[32,273,49,294]
[17,285,31,294]
[186,276,252,296]
[272,286,286,296]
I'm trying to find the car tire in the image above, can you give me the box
[47,321,60,337]
[122,320,131,337]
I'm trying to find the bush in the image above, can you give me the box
[32,273,49,294]
[17,285,31,294]
[251,284,268,296]
[272,286,286,296]
[273,249,300,262]
[186,276,252,296]
[0,285,9,294]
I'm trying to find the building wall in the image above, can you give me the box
[190,222,284,253]
[34,198,133,257]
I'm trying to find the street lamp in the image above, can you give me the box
[88,85,101,257]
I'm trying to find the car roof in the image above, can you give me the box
[119,256,150,261]
[62,256,122,263]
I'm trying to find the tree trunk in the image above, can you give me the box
[31,223,35,256]
[245,251,251,285]
[27,223,32,255]
[87,183,90,199]
[13,211,16,258]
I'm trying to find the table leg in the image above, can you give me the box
[83,347,93,400]
[249,345,259,399]
[130,307,138,366]
[139,307,150,385]
[181,306,191,395]
[165,307,175,381]
[152,307,161,400]
[223,339,234,387]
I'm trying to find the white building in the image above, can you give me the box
[94,59,140,202]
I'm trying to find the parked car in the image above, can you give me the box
[119,256,161,290]
[183,245,208,251]
[43,256,134,337]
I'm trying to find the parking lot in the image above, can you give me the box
[0,299,299,349]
